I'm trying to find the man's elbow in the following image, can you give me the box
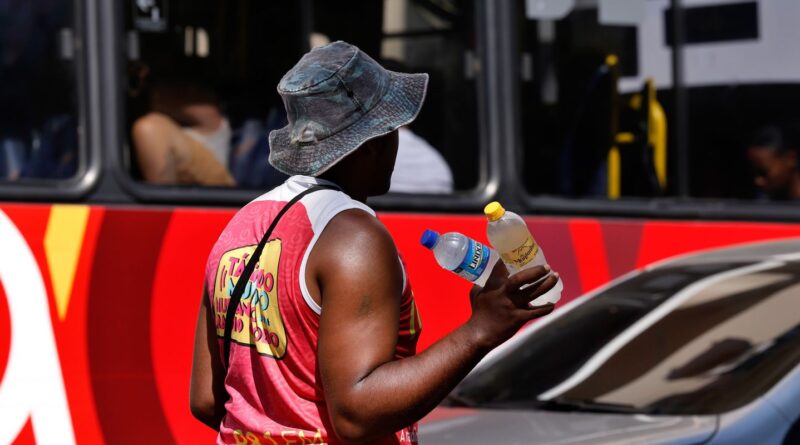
[328,403,381,445]
[190,394,222,430]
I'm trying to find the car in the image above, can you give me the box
[419,239,800,444]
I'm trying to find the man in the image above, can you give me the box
[190,41,558,444]
[747,123,800,200]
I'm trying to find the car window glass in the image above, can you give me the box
[454,263,732,406]
[452,261,800,415]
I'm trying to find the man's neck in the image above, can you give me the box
[790,174,800,200]
[318,173,368,203]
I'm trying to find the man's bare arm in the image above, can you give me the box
[312,210,557,444]
[189,289,227,430]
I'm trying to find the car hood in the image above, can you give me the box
[419,407,717,445]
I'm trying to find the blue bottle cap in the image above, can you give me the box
[420,229,440,249]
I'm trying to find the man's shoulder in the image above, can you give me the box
[327,208,391,239]
[316,208,397,257]
[312,208,402,288]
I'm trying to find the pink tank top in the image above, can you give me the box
[205,176,422,444]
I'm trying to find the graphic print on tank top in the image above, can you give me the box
[212,240,288,359]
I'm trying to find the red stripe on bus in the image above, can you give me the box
[56,207,106,445]
[151,209,232,445]
[637,221,800,268]
[569,219,611,293]
[87,209,175,445]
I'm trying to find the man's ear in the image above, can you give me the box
[344,140,378,168]
[361,138,381,158]
[787,149,798,168]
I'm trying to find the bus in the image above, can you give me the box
[3,0,800,443]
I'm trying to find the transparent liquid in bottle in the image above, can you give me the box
[421,230,498,288]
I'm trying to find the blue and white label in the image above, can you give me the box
[453,240,491,282]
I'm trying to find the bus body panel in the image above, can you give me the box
[3,203,800,444]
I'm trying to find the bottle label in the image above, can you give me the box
[453,239,491,282]
[500,235,540,269]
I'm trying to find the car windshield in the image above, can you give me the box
[451,259,800,415]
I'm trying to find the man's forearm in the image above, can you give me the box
[327,322,490,443]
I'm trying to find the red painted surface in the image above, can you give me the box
[56,207,105,445]
[569,219,611,294]
[2,202,800,443]
[635,221,800,268]
[150,209,232,445]
[0,279,9,388]
[12,419,36,445]
[88,210,174,444]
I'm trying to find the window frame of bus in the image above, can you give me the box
[506,0,800,223]
[105,0,497,210]
[0,0,99,201]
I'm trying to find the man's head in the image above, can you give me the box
[268,41,428,193]
[322,129,399,196]
[747,124,800,200]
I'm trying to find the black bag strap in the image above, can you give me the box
[223,184,338,368]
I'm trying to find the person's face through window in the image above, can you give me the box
[747,146,797,199]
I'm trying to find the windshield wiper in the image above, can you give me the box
[533,397,642,414]
[443,392,479,408]
[445,394,644,414]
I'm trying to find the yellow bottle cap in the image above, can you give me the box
[484,201,506,222]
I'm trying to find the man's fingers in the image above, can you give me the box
[508,273,559,308]
[507,265,551,289]
[524,303,555,319]
[482,260,510,290]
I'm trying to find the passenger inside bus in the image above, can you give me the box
[0,0,78,181]
[376,58,454,194]
[747,123,800,201]
[131,72,235,186]
[128,63,288,188]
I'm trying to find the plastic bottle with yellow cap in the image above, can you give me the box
[484,202,562,306]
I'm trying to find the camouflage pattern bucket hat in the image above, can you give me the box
[268,41,429,176]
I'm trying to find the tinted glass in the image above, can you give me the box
[312,0,481,195]
[453,260,800,415]
[517,0,666,199]
[124,0,304,189]
[0,0,80,182]
[672,1,800,202]
[124,0,480,195]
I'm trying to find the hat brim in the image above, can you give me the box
[268,71,429,177]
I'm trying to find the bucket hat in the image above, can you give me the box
[268,41,429,176]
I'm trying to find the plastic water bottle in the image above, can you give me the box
[420,230,499,287]
[484,202,563,306]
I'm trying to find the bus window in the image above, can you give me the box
[0,0,81,182]
[518,0,669,200]
[124,0,480,196]
[663,1,800,202]
[309,0,479,194]
[520,0,800,204]
[123,0,304,190]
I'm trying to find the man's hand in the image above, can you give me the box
[466,262,558,351]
